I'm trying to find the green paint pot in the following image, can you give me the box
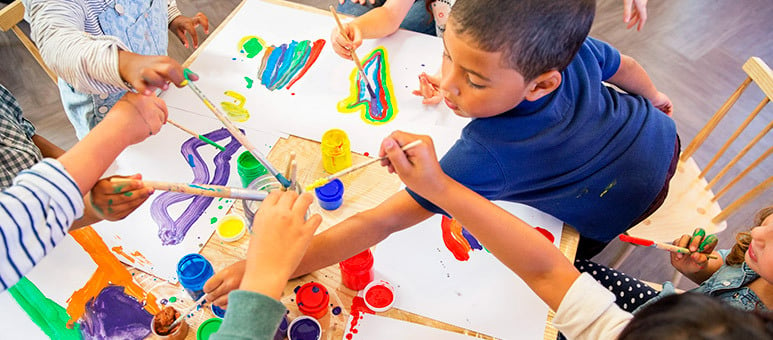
[196,318,223,340]
[237,151,268,188]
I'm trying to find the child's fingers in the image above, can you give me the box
[698,234,718,253]
[673,234,691,260]
[196,12,210,34]
[291,192,314,218]
[276,190,299,210]
[623,0,633,22]
[259,190,282,211]
[382,138,412,174]
[688,228,705,252]
[140,68,168,91]
[174,28,190,48]
[304,213,323,233]
[188,25,200,49]
[423,95,443,105]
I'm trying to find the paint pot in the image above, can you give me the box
[314,178,344,210]
[363,280,395,313]
[215,214,247,242]
[243,174,283,226]
[196,317,223,340]
[321,129,352,174]
[339,249,374,291]
[295,282,329,320]
[176,253,214,300]
[287,315,321,340]
[151,307,190,340]
[274,315,289,340]
[211,304,227,318]
[237,151,269,188]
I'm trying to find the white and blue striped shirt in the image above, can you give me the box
[0,159,84,291]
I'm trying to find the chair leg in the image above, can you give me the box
[608,243,636,269]
[670,269,684,287]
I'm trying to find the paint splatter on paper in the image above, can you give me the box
[150,128,241,245]
[239,35,266,58]
[255,38,326,90]
[220,90,250,122]
[440,216,555,261]
[337,46,398,125]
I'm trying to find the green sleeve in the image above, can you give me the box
[210,290,287,340]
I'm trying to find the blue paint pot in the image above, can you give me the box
[314,179,344,210]
[211,304,227,318]
[274,315,289,340]
[287,316,321,340]
[177,253,214,300]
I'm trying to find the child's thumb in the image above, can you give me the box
[383,139,412,174]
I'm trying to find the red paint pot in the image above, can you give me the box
[339,249,374,291]
[296,282,329,320]
[363,280,395,313]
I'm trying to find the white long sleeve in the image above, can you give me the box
[552,273,633,340]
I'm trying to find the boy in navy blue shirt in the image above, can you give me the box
[204,0,678,304]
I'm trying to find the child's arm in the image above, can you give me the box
[380,131,580,311]
[670,228,722,284]
[606,54,673,115]
[622,0,648,31]
[331,0,415,59]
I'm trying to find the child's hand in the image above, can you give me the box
[412,72,442,105]
[671,228,718,275]
[623,0,648,31]
[239,191,323,300]
[204,260,246,308]
[331,23,362,60]
[169,12,210,49]
[651,91,673,116]
[89,174,153,221]
[379,131,447,196]
[108,92,168,144]
[118,51,198,95]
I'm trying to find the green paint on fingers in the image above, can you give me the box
[8,277,83,339]
[692,228,706,239]
[124,192,133,197]
[699,234,718,252]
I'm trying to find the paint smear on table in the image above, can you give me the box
[150,128,241,245]
[337,46,398,125]
[8,277,82,339]
[251,37,325,90]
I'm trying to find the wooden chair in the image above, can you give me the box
[609,57,773,283]
[0,0,56,82]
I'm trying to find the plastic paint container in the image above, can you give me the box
[314,179,344,211]
[363,280,395,313]
[287,316,321,340]
[237,151,269,188]
[150,308,189,340]
[295,282,329,320]
[196,318,223,340]
[211,304,227,318]
[215,214,247,242]
[339,249,374,291]
[176,253,214,300]
[274,315,289,340]
[321,129,352,174]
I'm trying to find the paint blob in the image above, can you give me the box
[79,286,153,339]
[216,215,246,242]
[364,285,393,309]
[238,36,266,58]
[337,46,398,125]
[220,90,250,122]
[8,277,82,339]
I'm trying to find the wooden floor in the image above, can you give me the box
[0,0,771,289]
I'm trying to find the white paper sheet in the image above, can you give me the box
[161,0,469,157]
[343,313,479,340]
[373,201,564,340]
[91,108,284,281]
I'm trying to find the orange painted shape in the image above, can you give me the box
[440,216,471,261]
[67,227,160,327]
[111,246,135,263]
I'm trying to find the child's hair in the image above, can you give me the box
[726,206,773,266]
[448,0,595,81]
[619,293,773,339]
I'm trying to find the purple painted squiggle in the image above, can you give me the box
[150,128,242,245]
[79,285,153,339]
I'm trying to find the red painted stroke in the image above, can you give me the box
[441,216,471,261]
[534,227,555,243]
[618,234,654,247]
[286,39,326,89]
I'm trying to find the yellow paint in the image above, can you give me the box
[218,219,244,238]
[220,90,250,122]
[305,178,329,191]
[321,129,352,174]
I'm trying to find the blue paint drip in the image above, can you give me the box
[187,154,195,167]
[461,228,483,251]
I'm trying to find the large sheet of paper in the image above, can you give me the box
[344,313,479,340]
[92,108,284,281]
[373,201,564,340]
[162,0,469,156]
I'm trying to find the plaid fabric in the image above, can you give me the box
[0,84,43,189]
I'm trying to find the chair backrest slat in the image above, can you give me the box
[714,176,773,223]
[713,146,773,202]
[705,119,773,190]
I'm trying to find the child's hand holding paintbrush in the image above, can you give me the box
[670,228,722,280]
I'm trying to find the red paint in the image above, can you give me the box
[363,152,369,157]
[364,285,393,309]
[441,216,471,261]
[286,39,326,89]
[339,250,374,291]
[619,234,654,247]
[345,296,374,339]
[534,227,555,243]
[296,282,329,319]
[291,93,295,96]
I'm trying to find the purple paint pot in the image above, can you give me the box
[287,316,321,340]
[177,253,214,300]
[314,179,344,210]
[274,315,289,340]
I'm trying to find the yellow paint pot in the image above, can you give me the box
[215,215,247,242]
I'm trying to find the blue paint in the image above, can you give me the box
[293,285,301,294]
[288,316,320,340]
[314,179,344,210]
[176,253,214,300]
[261,46,284,85]
[211,304,227,318]
[311,286,319,293]
[461,228,483,251]
[188,154,196,167]
[331,306,342,315]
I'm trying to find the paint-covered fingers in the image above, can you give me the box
[204,260,245,308]
[89,175,153,221]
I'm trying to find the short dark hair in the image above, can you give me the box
[619,293,773,339]
[449,0,595,81]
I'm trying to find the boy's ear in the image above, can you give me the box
[524,70,561,101]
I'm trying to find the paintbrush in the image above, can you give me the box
[166,119,226,151]
[329,5,378,99]
[618,235,718,259]
[112,178,269,201]
[182,68,291,189]
[160,294,208,335]
[306,140,423,191]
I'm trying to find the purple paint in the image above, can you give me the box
[79,285,153,339]
[288,316,320,340]
[332,306,342,315]
[461,228,483,251]
[150,128,241,245]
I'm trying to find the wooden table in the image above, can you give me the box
[151,1,581,339]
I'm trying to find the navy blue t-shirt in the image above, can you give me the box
[407,37,677,242]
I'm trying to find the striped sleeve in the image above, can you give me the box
[23,0,130,94]
[0,159,84,291]
[167,0,182,24]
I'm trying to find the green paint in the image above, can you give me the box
[242,38,263,58]
[8,277,83,339]
[197,318,222,340]
[108,199,113,206]
[113,184,128,194]
[244,77,254,89]
[218,206,223,210]
[198,135,226,151]
[189,184,216,192]
[169,296,177,303]
[692,228,706,238]
[183,68,198,81]
[210,217,218,224]
[123,192,133,197]
[699,234,718,252]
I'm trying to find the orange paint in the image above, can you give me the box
[441,216,471,261]
[111,246,135,263]
[130,251,153,267]
[67,227,160,327]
